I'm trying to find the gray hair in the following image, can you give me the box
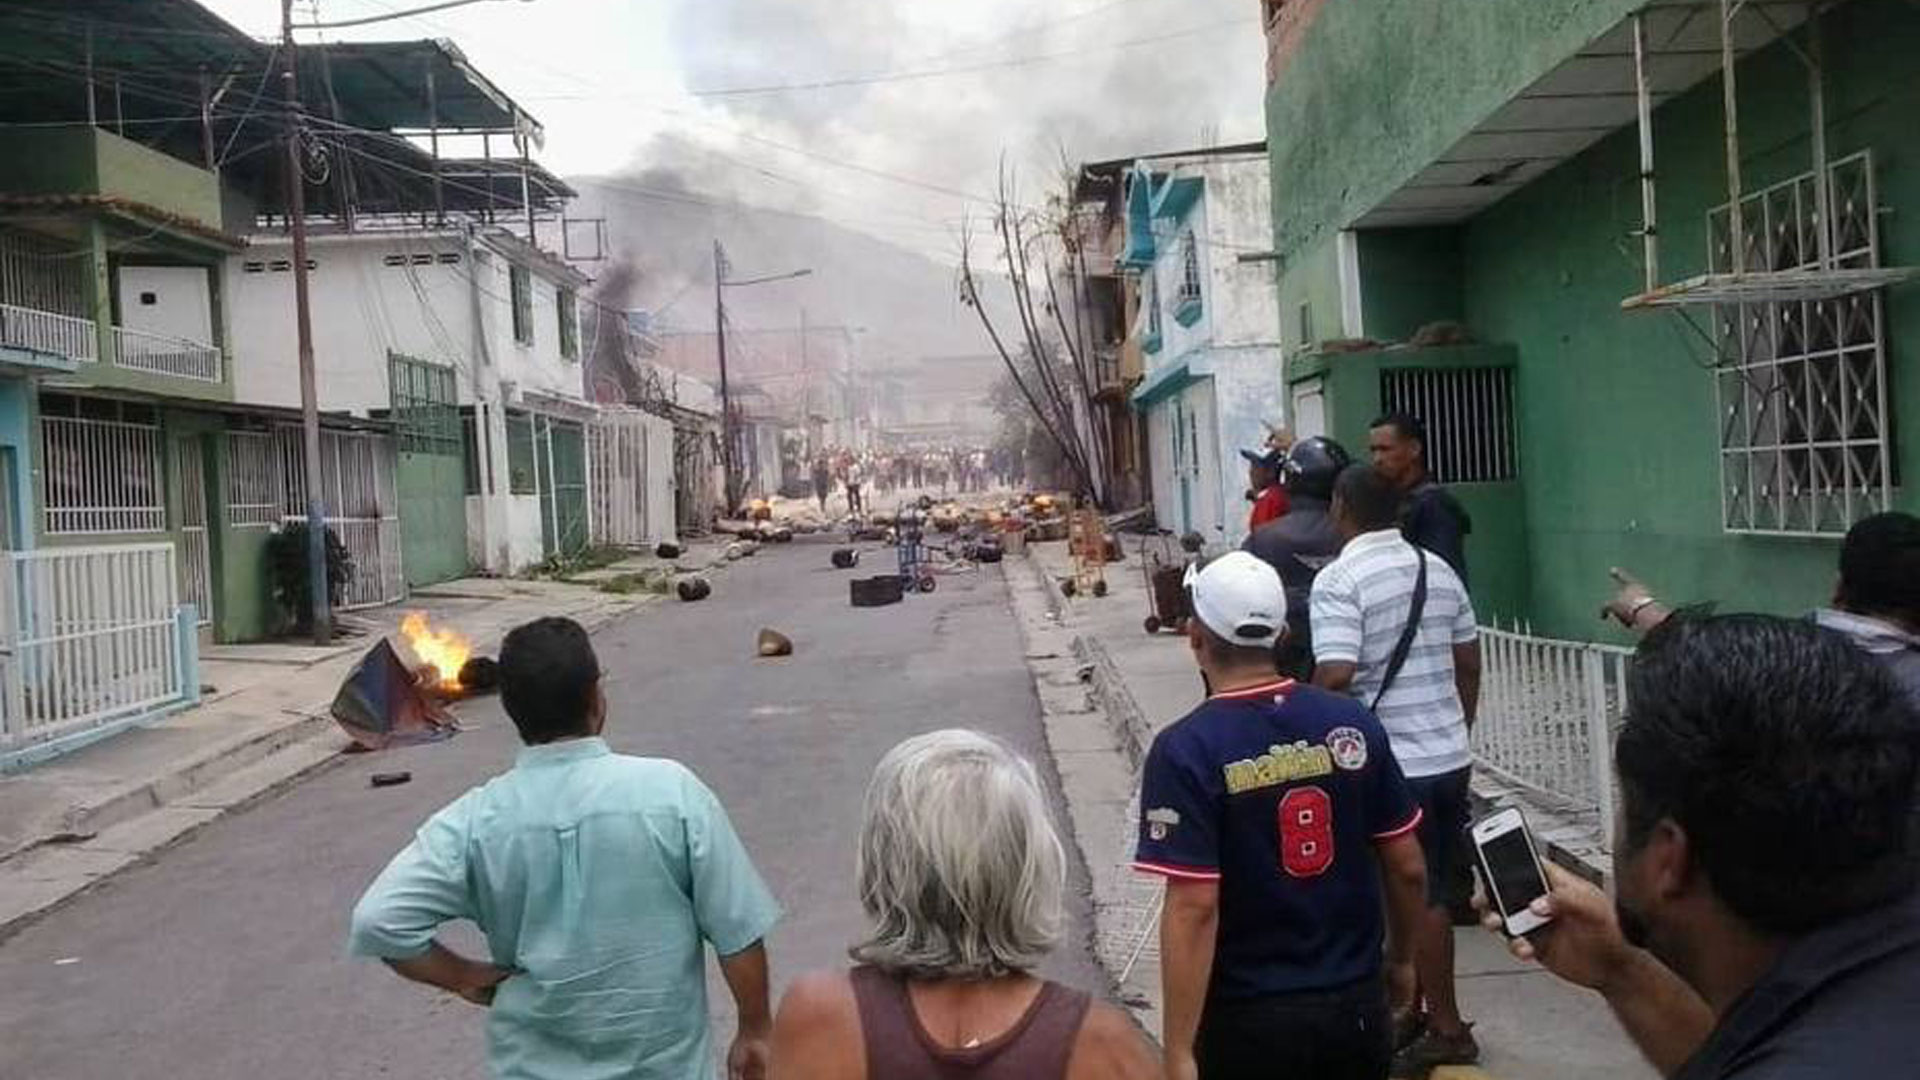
[851,729,1067,979]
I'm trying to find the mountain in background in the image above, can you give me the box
[566,172,1016,376]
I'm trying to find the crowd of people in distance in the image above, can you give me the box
[343,408,1920,1080]
[808,446,1014,516]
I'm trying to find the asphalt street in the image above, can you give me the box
[0,541,1104,1079]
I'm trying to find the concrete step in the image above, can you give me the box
[24,710,337,858]
[0,730,345,938]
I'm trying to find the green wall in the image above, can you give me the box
[1277,235,1344,350]
[1264,0,1643,265]
[35,405,273,643]
[0,128,222,229]
[1455,0,1920,639]
[1288,344,1530,623]
[1356,228,1465,343]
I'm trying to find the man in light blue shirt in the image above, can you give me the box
[350,616,782,1080]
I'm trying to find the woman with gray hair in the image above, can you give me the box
[770,729,1157,1080]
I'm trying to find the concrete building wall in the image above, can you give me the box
[1262,0,1643,267]
[1451,0,1920,638]
[1273,0,1920,639]
[229,233,474,413]
[1208,346,1286,548]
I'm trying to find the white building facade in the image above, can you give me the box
[228,224,604,578]
[1124,147,1285,548]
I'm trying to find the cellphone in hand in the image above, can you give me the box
[1471,807,1554,936]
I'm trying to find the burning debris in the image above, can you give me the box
[400,613,472,696]
[331,613,500,751]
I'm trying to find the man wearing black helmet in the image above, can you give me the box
[1243,436,1353,679]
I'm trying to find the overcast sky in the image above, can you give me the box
[204,0,1266,262]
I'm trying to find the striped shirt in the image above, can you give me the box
[1310,529,1478,778]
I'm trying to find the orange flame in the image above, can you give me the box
[400,613,471,690]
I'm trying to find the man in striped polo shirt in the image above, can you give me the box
[1311,464,1483,1077]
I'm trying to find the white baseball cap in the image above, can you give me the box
[1183,551,1287,647]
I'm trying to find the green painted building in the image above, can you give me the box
[1265,0,1919,640]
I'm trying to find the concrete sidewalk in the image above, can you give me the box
[1009,539,1654,1080]
[0,542,734,938]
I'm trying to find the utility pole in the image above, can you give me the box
[713,240,738,514]
[282,0,331,644]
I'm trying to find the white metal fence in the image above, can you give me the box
[1474,624,1632,835]
[112,326,222,382]
[0,544,196,765]
[0,303,98,363]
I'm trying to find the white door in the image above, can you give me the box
[1292,378,1327,441]
[643,415,676,545]
[117,266,213,343]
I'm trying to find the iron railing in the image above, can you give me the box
[0,543,198,768]
[0,303,98,363]
[112,325,222,382]
[1474,624,1632,839]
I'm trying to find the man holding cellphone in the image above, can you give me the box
[1481,615,1920,1079]
[1135,552,1430,1080]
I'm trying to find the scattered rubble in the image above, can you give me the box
[676,577,712,602]
[756,628,794,658]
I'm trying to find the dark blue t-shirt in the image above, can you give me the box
[1133,678,1420,999]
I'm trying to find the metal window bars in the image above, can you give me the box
[1710,152,1892,535]
[41,415,165,535]
[1379,367,1518,484]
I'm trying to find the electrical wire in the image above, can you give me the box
[685,19,1254,98]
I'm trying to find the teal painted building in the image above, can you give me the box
[1123,146,1288,548]
[1265,0,1919,640]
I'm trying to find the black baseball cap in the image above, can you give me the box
[1240,447,1285,471]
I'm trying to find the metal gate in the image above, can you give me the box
[673,424,715,533]
[275,427,406,610]
[389,354,468,586]
[588,408,674,548]
[172,436,213,626]
[537,415,589,560]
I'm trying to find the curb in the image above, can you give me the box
[0,584,674,941]
[1005,552,1165,1033]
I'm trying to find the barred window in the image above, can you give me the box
[226,430,283,528]
[510,263,534,345]
[1378,367,1517,483]
[506,411,537,495]
[1175,228,1202,311]
[558,287,579,361]
[388,353,459,455]
[40,395,164,534]
[1712,151,1893,536]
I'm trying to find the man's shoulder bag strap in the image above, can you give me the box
[1371,549,1429,713]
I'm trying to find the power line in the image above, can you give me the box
[684,19,1253,98]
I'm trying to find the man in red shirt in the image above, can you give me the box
[1243,447,1290,532]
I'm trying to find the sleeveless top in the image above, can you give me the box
[849,966,1092,1079]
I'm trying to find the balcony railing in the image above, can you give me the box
[0,303,98,363]
[112,326,221,382]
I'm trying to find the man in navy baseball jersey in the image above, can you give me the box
[1135,552,1430,1080]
